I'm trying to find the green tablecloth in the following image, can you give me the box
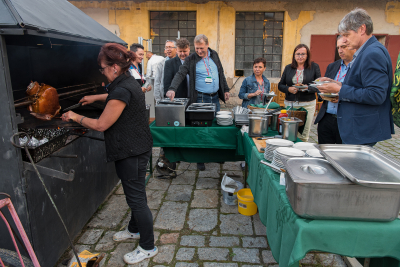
[242,133,400,267]
[150,120,245,163]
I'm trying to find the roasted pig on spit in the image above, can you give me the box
[26,81,61,120]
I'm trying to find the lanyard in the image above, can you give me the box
[336,65,347,81]
[203,57,210,76]
[296,69,303,84]
[132,64,144,84]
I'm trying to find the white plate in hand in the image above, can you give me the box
[318,93,338,98]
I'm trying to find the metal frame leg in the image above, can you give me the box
[244,162,248,187]
[145,154,153,185]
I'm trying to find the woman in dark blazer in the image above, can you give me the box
[278,44,321,141]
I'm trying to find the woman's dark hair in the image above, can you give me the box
[253,57,266,67]
[98,43,137,73]
[291,44,311,69]
[130,43,144,52]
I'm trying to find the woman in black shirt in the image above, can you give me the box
[278,44,321,141]
[62,43,156,265]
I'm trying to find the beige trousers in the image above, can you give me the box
[296,100,316,142]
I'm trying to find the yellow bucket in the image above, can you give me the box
[237,188,257,216]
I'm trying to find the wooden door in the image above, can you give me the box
[386,35,400,75]
[310,35,337,76]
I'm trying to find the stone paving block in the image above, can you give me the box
[198,171,221,178]
[252,213,267,236]
[188,209,218,232]
[191,190,219,208]
[160,233,179,244]
[198,248,229,261]
[220,214,253,235]
[204,162,221,171]
[203,264,238,267]
[178,162,198,171]
[88,195,129,229]
[78,229,104,244]
[316,253,334,265]
[180,235,206,247]
[171,171,197,185]
[108,243,135,267]
[222,162,243,171]
[115,185,124,195]
[175,247,195,261]
[151,209,158,222]
[95,231,117,251]
[175,263,199,267]
[165,185,193,201]
[196,178,220,189]
[232,248,260,263]
[154,231,160,243]
[333,255,347,267]
[146,178,171,191]
[152,245,175,264]
[261,250,277,264]
[127,259,150,267]
[146,190,165,209]
[220,196,239,214]
[300,253,317,264]
[242,237,268,248]
[241,265,262,267]
[153,265,166,267]
[154,202,188,230]
[209,236,239,247]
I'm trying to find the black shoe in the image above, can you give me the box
[197,163,205,171]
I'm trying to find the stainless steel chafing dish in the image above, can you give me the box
[155,98,189,127]
[282,156,400,221]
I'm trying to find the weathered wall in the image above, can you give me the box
[70,0,400,109]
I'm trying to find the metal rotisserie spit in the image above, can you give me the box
[0,0,127,266]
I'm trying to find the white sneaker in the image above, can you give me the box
[113,228,140,241]
[123,246,158,264]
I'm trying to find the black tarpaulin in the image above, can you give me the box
[0,0,125,45]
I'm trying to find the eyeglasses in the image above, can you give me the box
[165,46,176,50]
[295,53,307,57]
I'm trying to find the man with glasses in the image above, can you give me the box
[154,40,177,102]
[318,8,394,146]
[165,34,230,171]
[314,36,355,144]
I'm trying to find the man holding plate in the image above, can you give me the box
[314,35,355,144]
[317,8,394,146]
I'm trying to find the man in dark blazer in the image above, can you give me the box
[318,8,394,145]
[163,38,191,98]
[314,36,355,144]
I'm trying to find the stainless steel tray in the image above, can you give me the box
[281,156,400,221]
[315,144,400,190]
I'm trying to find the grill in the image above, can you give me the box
[0,0,127,266]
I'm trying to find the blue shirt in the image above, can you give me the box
[195,50,219,94]
[326,60,349,114]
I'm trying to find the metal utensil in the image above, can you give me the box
[264,96,274,112]
[260,160,285,172]
[63,102,82,112]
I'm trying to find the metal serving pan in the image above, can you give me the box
[282,156,400,221]
[315,144,400,190]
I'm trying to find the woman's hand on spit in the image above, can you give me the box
[288,87,298,94]
[80,95,97,106]
[61,111,77,122]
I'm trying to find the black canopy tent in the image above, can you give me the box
[0,0,126,266]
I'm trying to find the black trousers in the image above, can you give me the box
[114,150,154,250]
[317,113,342,144]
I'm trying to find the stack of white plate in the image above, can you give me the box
[264,139,294,162]
[271,147,305,172]
[293,142,316,151]
[217,111,232,116]
[305,149,323,158]
[216,114,233,126]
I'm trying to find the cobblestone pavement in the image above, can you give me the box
[57,117,400,267]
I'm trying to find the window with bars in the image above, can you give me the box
[150,11,196,55]
[235,12,284,78]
